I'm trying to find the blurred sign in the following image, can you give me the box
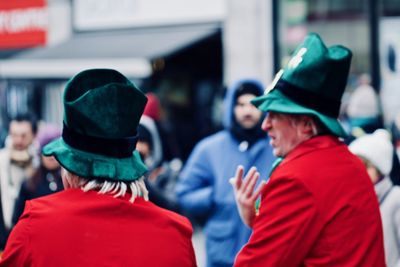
[73,0,226,31]
[285,0,307,25]
[283,0,308,48]
[0,0,48,49]
[380,17,400,125]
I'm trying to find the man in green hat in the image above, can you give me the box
[0,69,196,266]
[231,33,386,266]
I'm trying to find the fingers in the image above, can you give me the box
[230,166,263,199]
[250,180,267,202]
[241,167,258,193]
[230,165,244,189]
[244,171,259,197]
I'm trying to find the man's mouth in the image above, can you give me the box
[268,134,277,146]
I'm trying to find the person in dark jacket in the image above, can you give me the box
[137,115,181,213]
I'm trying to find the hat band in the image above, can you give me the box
[62,123,138,158]
[276,80,340,118]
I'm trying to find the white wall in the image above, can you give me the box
[223,0,274,87]
[47,0,72,46]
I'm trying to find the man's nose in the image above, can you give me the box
[261,115,271,131]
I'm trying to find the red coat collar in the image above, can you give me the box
[282,135,343,164]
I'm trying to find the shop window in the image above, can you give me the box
[278,0,370,78]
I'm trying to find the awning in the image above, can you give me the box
[0,23,220,79]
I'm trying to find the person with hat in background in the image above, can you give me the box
[231,33,385,266]
[0,69,196,266]
[349,129,400,267]
[11,124,63,226]
[176,79,275,267]
[344,73,383,144]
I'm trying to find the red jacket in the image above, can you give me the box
[0,189,196,267]
[235,135,386,267]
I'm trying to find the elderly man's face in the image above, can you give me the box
[261,112,305,157]
[234,94,263,129]
[9,121,35,151]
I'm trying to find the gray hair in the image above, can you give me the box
[63,170,149,203]
[287,114,327,137]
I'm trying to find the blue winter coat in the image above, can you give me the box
[176,79,275,267]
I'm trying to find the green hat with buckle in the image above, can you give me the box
[252,33,352,137]
[43,69,148,181]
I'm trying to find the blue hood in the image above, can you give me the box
[223,79,265,129]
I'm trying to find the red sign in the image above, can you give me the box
[0,0,48,49]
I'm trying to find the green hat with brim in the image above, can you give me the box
[252,90,347,137]
[252,33,352,138]
[43,69,148,181]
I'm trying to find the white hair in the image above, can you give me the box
[287,114,326,137]
[63,170,148,203]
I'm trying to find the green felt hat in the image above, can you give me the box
[252,33,352,137]
[43,69,148,181]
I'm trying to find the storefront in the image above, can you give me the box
[3,0,400,157]
[0,0,225,160]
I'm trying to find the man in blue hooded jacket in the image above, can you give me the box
[176,79,275,267]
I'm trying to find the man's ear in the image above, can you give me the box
[300,116,315,135]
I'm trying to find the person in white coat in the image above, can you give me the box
[350,129,400,267]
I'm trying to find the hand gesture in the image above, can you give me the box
[230,165,266,228]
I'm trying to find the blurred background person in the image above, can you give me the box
[345,73,383,143]
[176,79,275,267]
[12,124,63,226]
[390,112,400,185]
[0,113,39,250]
[143,92,183,163]
[137,115,181,212]
[349,129,400,267]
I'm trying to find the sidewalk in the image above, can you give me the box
[192,227,206,267]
